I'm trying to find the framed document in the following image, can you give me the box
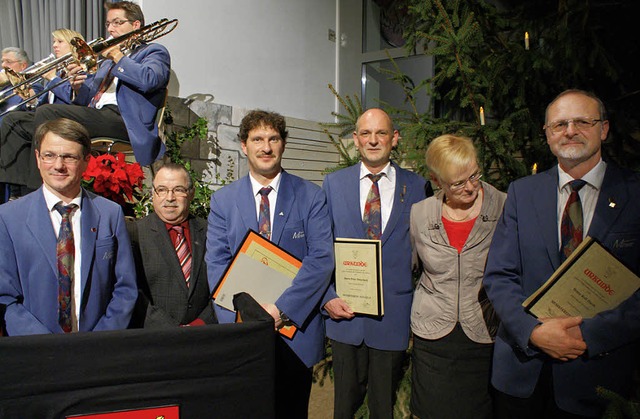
[213,230,301,339]
[334,238,383,316]
[523,236,640,318]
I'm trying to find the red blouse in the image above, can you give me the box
[442,216,477,253]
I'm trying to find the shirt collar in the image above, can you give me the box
[558,159,607,192]
[43,185,82,212]
[249,171,282,196]
[359,161,394,182]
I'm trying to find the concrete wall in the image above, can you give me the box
[139,0,340,123]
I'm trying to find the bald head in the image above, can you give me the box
[353,108,399,173]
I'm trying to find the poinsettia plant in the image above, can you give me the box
[82,153,145,206]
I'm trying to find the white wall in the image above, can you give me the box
[139,0,339,122]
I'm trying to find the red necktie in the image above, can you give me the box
[54,202,78,333]
[172,225,192,287]
[560,179,587,260]
[258,187,272,240]
[363,174,383,239]
[89,62,115,108]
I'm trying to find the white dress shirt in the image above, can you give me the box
[556,159,606,248]
[359,162,396,234]
[249,171,283,232]
[43,186,83,329]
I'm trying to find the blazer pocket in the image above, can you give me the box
[95,237,116,262]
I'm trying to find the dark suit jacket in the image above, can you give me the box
[484,163,640,417]
[127,213,215,328]
[75,43,170,166]
[321,162,428,351]
[0,187,138,335]
[206,171,334,368]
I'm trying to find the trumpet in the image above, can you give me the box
[0,18,178,116]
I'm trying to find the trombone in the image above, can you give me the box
[0,18,178,117]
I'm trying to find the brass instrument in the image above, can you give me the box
[0,18,178,116]
[0,41,101,105]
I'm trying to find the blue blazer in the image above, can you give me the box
[321,162,427,351]
[75,43,170,166]
[484,164,640,417]
[206,171,334,367]
[0,188,138,336]
[37,73,73,105]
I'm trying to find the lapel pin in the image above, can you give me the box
[279,212,284,216]
[609,198,616,208]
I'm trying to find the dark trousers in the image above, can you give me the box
[331,340,405,419]
[493,363,594,419]
[0,104,126,189]
[275,337,313,419]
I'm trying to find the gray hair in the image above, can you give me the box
[1,47,30,65]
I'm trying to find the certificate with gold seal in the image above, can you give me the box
[334,238,383,316]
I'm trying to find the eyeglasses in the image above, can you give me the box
[1,59,19,65]
[39,152,82,165]
[544,118,602,134]
[105,19,132,28]
[153,186,190,197]
[447,171,483,191]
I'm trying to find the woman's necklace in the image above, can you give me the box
[443,190,483,222]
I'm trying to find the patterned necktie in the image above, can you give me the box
[172,225,192,287]
[363,173,384,239]
[89,62,115,108]
[560,179,587,261]
[54,202,78,333]
[258,187,272,240]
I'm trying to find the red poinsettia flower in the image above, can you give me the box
[82,153,145,206]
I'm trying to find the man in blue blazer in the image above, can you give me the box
[206,110,334,418]
[322,108,429,418]
[484,89,640,418]
[0,118,137,336]
[0,1,170,195]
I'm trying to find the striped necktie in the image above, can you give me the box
[363,173,384,239]
[560,179,587,261]
[172,225,192,287]
[54,202,78,333]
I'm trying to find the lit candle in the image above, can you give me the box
[479,107,485,126]
[532,163,537,174]
[525,32,530,50]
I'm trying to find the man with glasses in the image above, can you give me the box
[0,118,137,336]
[321,108,430,418]
[484,89,640,418]
[0,1,170,199]
[127,161,216,328]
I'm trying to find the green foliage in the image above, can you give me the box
[598,387,640,419]
[133,110,215,219]
[320,84,362,173]
[346,0,640,190]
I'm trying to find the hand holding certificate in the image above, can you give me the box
[334,238,383,316]
[523,237,640,318]
[213,230,300,338]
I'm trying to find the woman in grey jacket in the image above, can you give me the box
[409,134,506,419]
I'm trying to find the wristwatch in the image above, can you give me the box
[278,310,291,329]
